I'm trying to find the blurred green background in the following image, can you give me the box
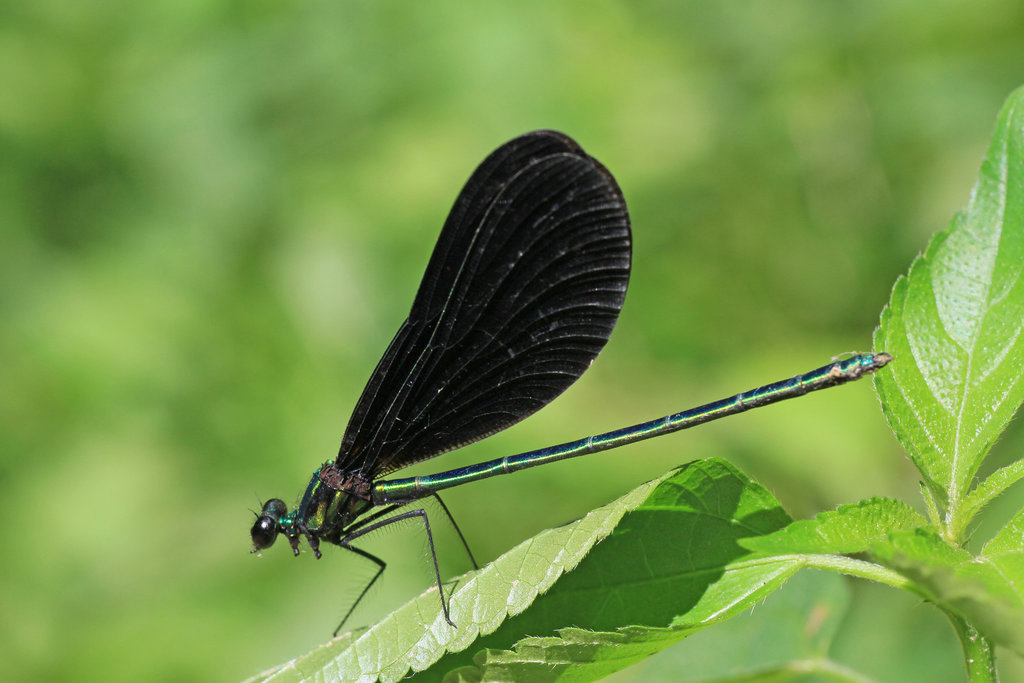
[3,1,1024,681]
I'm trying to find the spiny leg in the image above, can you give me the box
[329,505,406,633]
[432,493,478,569]
[340,508,455,628]
[342,502,407,534]
[429,493,479,600]
[335,544,385,636]
[359,496,477,570]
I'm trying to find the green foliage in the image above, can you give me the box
[873,87,1024,536]
[449,572,856,683]
[871,529,1024,656]
[741,497,930,555]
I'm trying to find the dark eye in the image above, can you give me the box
[251,514,278,550]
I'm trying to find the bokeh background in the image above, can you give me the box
[3,2,1024,681]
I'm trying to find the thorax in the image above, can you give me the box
[296,461,373,541]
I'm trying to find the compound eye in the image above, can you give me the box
[250,514,279,550]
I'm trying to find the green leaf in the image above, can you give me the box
[983,506,1024,556]
[740,497,930,555]
[870,528,1024,656]
[873,86,1024,523]
[446,627,701,683]
[960,459,1024,525]
[244,460,799,682]
[456,572,866,683]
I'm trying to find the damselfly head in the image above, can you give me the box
[251,498,288,551]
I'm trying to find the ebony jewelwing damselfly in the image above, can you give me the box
[250,130,891,634]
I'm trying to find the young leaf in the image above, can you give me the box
[870,528,1024,656]
[982,506,1024,556]
[740,497,930,555]
[961,459,1024,524]
[244,460,799,682]
[873,86,1024,524]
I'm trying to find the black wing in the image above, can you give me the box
[336,130,631,477]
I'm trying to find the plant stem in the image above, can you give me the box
[801,657,878,683]
[794,555,916,592]
[920,481,943,528]
[758,658,877,683]
[946,610,998,682]
[783,556,999,679]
